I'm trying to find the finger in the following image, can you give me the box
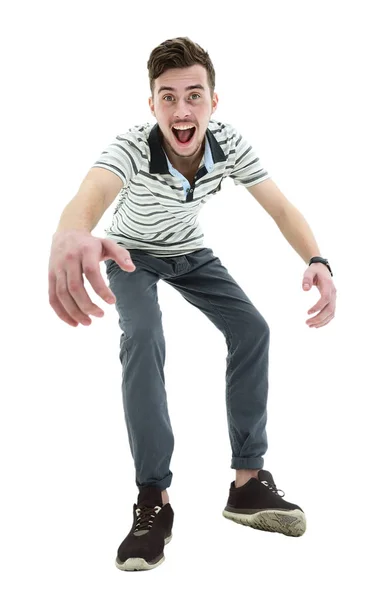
[314,314,335,328]
[102,239,136,270]
[308,296,330,315]
[82,254,116,305]
[49,271,83,327]
[307,309,335,327]
[306,304,332,325]
[56,268,93,326]
[66,260,106,317]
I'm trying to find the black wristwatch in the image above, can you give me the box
[309,256,333,277]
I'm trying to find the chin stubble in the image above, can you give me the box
[170,145,202,157]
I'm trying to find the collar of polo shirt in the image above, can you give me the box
[148,123,226,175]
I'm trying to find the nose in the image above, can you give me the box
[173,97,192,120]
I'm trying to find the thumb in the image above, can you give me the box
[102,239,136,271]
[303,279,312,290]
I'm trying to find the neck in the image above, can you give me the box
[162,136,205,177]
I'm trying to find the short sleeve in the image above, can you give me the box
[228,126,271,187]
[91,127,145,187]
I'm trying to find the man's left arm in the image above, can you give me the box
[247,179,337,329]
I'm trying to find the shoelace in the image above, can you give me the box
[134,505,161,532]
[261,479,285,497]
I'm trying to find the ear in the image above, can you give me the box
[211,92,218,114]
[148,97,155,116]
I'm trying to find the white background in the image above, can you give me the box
[1,0,379,597]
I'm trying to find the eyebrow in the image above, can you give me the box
[157,84,205,94]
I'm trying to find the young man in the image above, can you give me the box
[49,37,336,571]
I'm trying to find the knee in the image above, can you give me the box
[119,323,164,363]
[237,311,270,344]
[250,315,270,344]
[257,314,270,338]
[121,320,164,343]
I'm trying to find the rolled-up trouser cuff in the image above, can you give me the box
[231,457,265,470]
[136,471,173,492]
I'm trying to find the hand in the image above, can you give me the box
[48,230,136,327]
[302,264,337,328]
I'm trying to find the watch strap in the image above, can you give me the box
[309,256,333,277]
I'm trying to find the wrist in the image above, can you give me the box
[308,256,333,277]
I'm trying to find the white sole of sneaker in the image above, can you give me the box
[222,509,306,537]
[115,534,173,571]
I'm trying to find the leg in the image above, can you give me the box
[105,256,174,494]
[163,251,309,537]
[165,248,270,473]
[235,469,261,486]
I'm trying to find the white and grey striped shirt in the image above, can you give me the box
[92,119,270,257]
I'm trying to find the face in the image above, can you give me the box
[149,64,218,161]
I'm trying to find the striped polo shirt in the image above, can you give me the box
[92,119,270,257]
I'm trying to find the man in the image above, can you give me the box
[48,37,337,571]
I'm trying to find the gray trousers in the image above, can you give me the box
[105,247,270,491]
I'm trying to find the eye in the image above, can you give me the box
[163,95,174,101]
[190,93,201,100]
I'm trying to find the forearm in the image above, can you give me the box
[55,179,106,234]
[274,204,321,263]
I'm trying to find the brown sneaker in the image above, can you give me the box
[115,486,174,571]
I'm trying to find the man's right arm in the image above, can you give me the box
[49,167,134,328]
[55,167,124,234]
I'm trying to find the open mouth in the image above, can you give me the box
[172,125,196,146]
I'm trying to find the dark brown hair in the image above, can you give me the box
[147,37,215,96]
